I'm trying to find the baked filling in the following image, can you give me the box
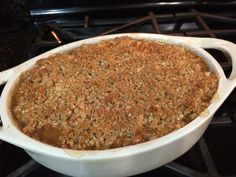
[11,37,218,150]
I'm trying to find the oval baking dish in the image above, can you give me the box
[0,33,236,177]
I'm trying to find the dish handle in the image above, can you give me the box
[177,37,236,88]
[0,65,26,138]
[0,66,20,86]
[0,57,33,86]
[0,118,5,140]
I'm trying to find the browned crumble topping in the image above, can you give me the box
[11,37,218,150]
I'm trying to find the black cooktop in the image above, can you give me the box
[0,2,236,177]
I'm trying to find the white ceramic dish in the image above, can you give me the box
[0,33,236,177]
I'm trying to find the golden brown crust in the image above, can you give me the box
[11,37,218,150]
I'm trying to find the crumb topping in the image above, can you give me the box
[11,37,218,150]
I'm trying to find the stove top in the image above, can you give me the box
[0,2,236,177]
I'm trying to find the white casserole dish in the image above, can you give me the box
[0,33,236,177]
